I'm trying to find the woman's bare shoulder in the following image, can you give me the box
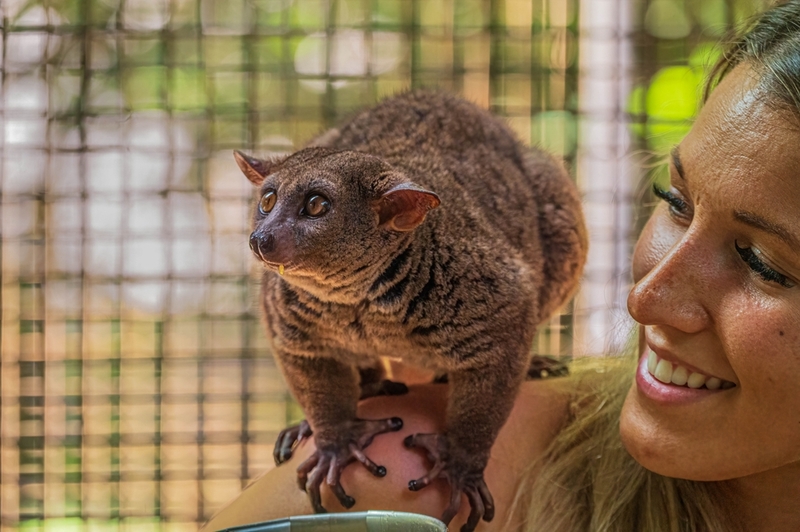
[200,378,572,532]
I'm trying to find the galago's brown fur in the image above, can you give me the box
[234,90,587,530]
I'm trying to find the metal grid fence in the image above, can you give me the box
[0,0,761,530]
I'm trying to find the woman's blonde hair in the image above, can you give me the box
[510,348,736,532]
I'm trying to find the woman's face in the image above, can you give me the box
[620,64,800,481]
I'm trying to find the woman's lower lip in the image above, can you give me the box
[635,354,720,405]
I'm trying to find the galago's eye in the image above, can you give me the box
[259,190,277,215]
[303,194,330,217]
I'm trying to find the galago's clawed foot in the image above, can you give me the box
[274,379,406,466]
[273,420,313,465]
[296,416,404,512]
[404,432,495,532]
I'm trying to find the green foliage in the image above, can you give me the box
[170,68,207,110]
[629,42,724,154]
[287,396,305,426]
[691,0,730,36]
[289,0,328,29]
[532,111,577,156]
[454,0,486,30]
[644,0,692,39]
[644,65,703,152]
[123,67,166,110]
[19,518,84,532]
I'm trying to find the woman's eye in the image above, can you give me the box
[734,241,795,288]
[259,190,277,214]
[303,194,330,217]
[653,183,690,217]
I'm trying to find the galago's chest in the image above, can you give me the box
[266,279,441,367]
[313,302,414,357]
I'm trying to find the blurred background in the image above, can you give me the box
[0,0,768,530]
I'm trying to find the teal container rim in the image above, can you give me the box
[217,510,448,531]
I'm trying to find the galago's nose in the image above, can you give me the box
[249,232,275,260]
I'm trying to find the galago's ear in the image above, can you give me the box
[233,150,285,186]
[373,183,441,232]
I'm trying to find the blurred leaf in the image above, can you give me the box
[172,38,202,66]
[373,0,409,26]
[171,0,200,25]
[420,0,449,29]
[732,0,764,24]
[290,0,327,29]
[691,0,729,36]
[123,38,164,66]
[454,0,485,29]
[644,0,692,39]
[212,72,247,110]
[688,42,723,71]
[627,84,646,138]
[171,67,207,110]
[85,519,121,532]
[646,120,692,152]
[89,0,120,26]
[201,0,246,30]
[43,519,84,532]
[646,66,701,120]
[203,36,243,69]
[123,66,166,109]
[253,36,284,70]
[531,110,576,156]
[645,65,703,151]
[334,0,367,25]
[45,0,83,24]
[287,397,304,426]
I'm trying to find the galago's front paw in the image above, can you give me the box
[404,433,494,532]
[296,416,403,512]
[273,420,313,465]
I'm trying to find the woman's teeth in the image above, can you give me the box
[647,351,735,390]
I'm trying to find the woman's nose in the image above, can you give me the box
[627,233,713,334]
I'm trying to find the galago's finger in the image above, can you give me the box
[349,443,387,477]
[462,487,485,532]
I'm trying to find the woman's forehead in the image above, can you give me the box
[671,63,800,254]
[680,64,800,189]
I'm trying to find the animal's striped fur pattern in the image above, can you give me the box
[237,90,587,525]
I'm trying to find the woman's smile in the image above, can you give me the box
[635,345,736,406]
[620,63,800,484]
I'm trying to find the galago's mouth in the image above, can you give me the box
[261,260,290,275]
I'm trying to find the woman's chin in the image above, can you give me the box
[619,387,719,482]
[620,389,765,483]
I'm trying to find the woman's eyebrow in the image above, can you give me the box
[669,144,799,249]
[670,146,685,180]
[734,210,800,249]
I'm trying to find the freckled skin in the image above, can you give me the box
[621,64,800,529]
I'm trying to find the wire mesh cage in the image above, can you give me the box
[0,0,765,530]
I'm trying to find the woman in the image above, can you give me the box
[202,2,800,530]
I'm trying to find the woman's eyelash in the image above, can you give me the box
[652,184,689,215]
[651,184,794,288]
[734,241,794,288]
